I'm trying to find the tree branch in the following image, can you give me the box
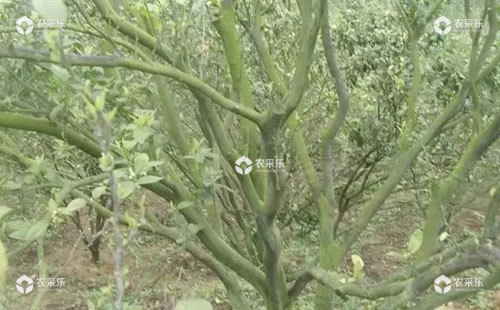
[91,0,173,63]
[288,267,410,301]
[282,0,327,120]
[416,111,500,260]
[0,46,264,125]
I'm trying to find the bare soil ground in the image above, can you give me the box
[2,193,498,309]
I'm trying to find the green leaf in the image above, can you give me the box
[25,216,51,241]
[124,212,138,228]
[407,229,423,254]
[147,160,164,169]
[49,65,70,82]
[174,0,189,5]
[32,0,67,19]
[134,153,150,175]
[122,139,137,150]
[95,91,106,111]
[7,220,31,240]
[3,181,21,190]
[386,251,407,262]
[439,231,449,242]
[176,201,194,210]
[133,127,151,144]
[490,186,497,197]
[118,181,136,199]
[187,223,201,235]
[59,198,86,215]
[105,107,117,122]
[0,239,6,292]
[175,298,213,310]
[137,176,163,185]
[351,254,365,279]
[99,153,115,172]
[48,198,57,212]
[92,186,106,200]
[0,206,13,222]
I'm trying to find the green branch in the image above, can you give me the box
[0,121,265,302]
[340,84,470,256]
[91,0,173,63]
[485,182,500,239]
[214,0,265,197]
[282,0,327,120]
[416,111,500,261]
[0,112,101,157]
[289,245,499,306]
[289,267,410,301]
[0,46,264,125]
[414,267,500,310]
[314,5,351,308]
[0,111,180,201]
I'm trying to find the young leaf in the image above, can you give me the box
[0,206,13,222]
[176,201,194,210]
[25,216,51,241]
[176,298,213,310]
[122,139,138,150]
[351,254,365,279]
[7,220,31,240]
[99,153,115,172]
[3,181,21,190]
[32,0,67,19]
[187,223,201,235]
[137,176,163,185]
[118,181,136,199]
[439,231,449,242]
[95,91,106,111]
[133,127,151,144]
[407,229,423,254]
[386,251,407,263]
[92,186,107,200]
[59,198,86,215]
[134,153,150,175]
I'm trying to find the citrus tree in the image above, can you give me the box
[0,0,499,309]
